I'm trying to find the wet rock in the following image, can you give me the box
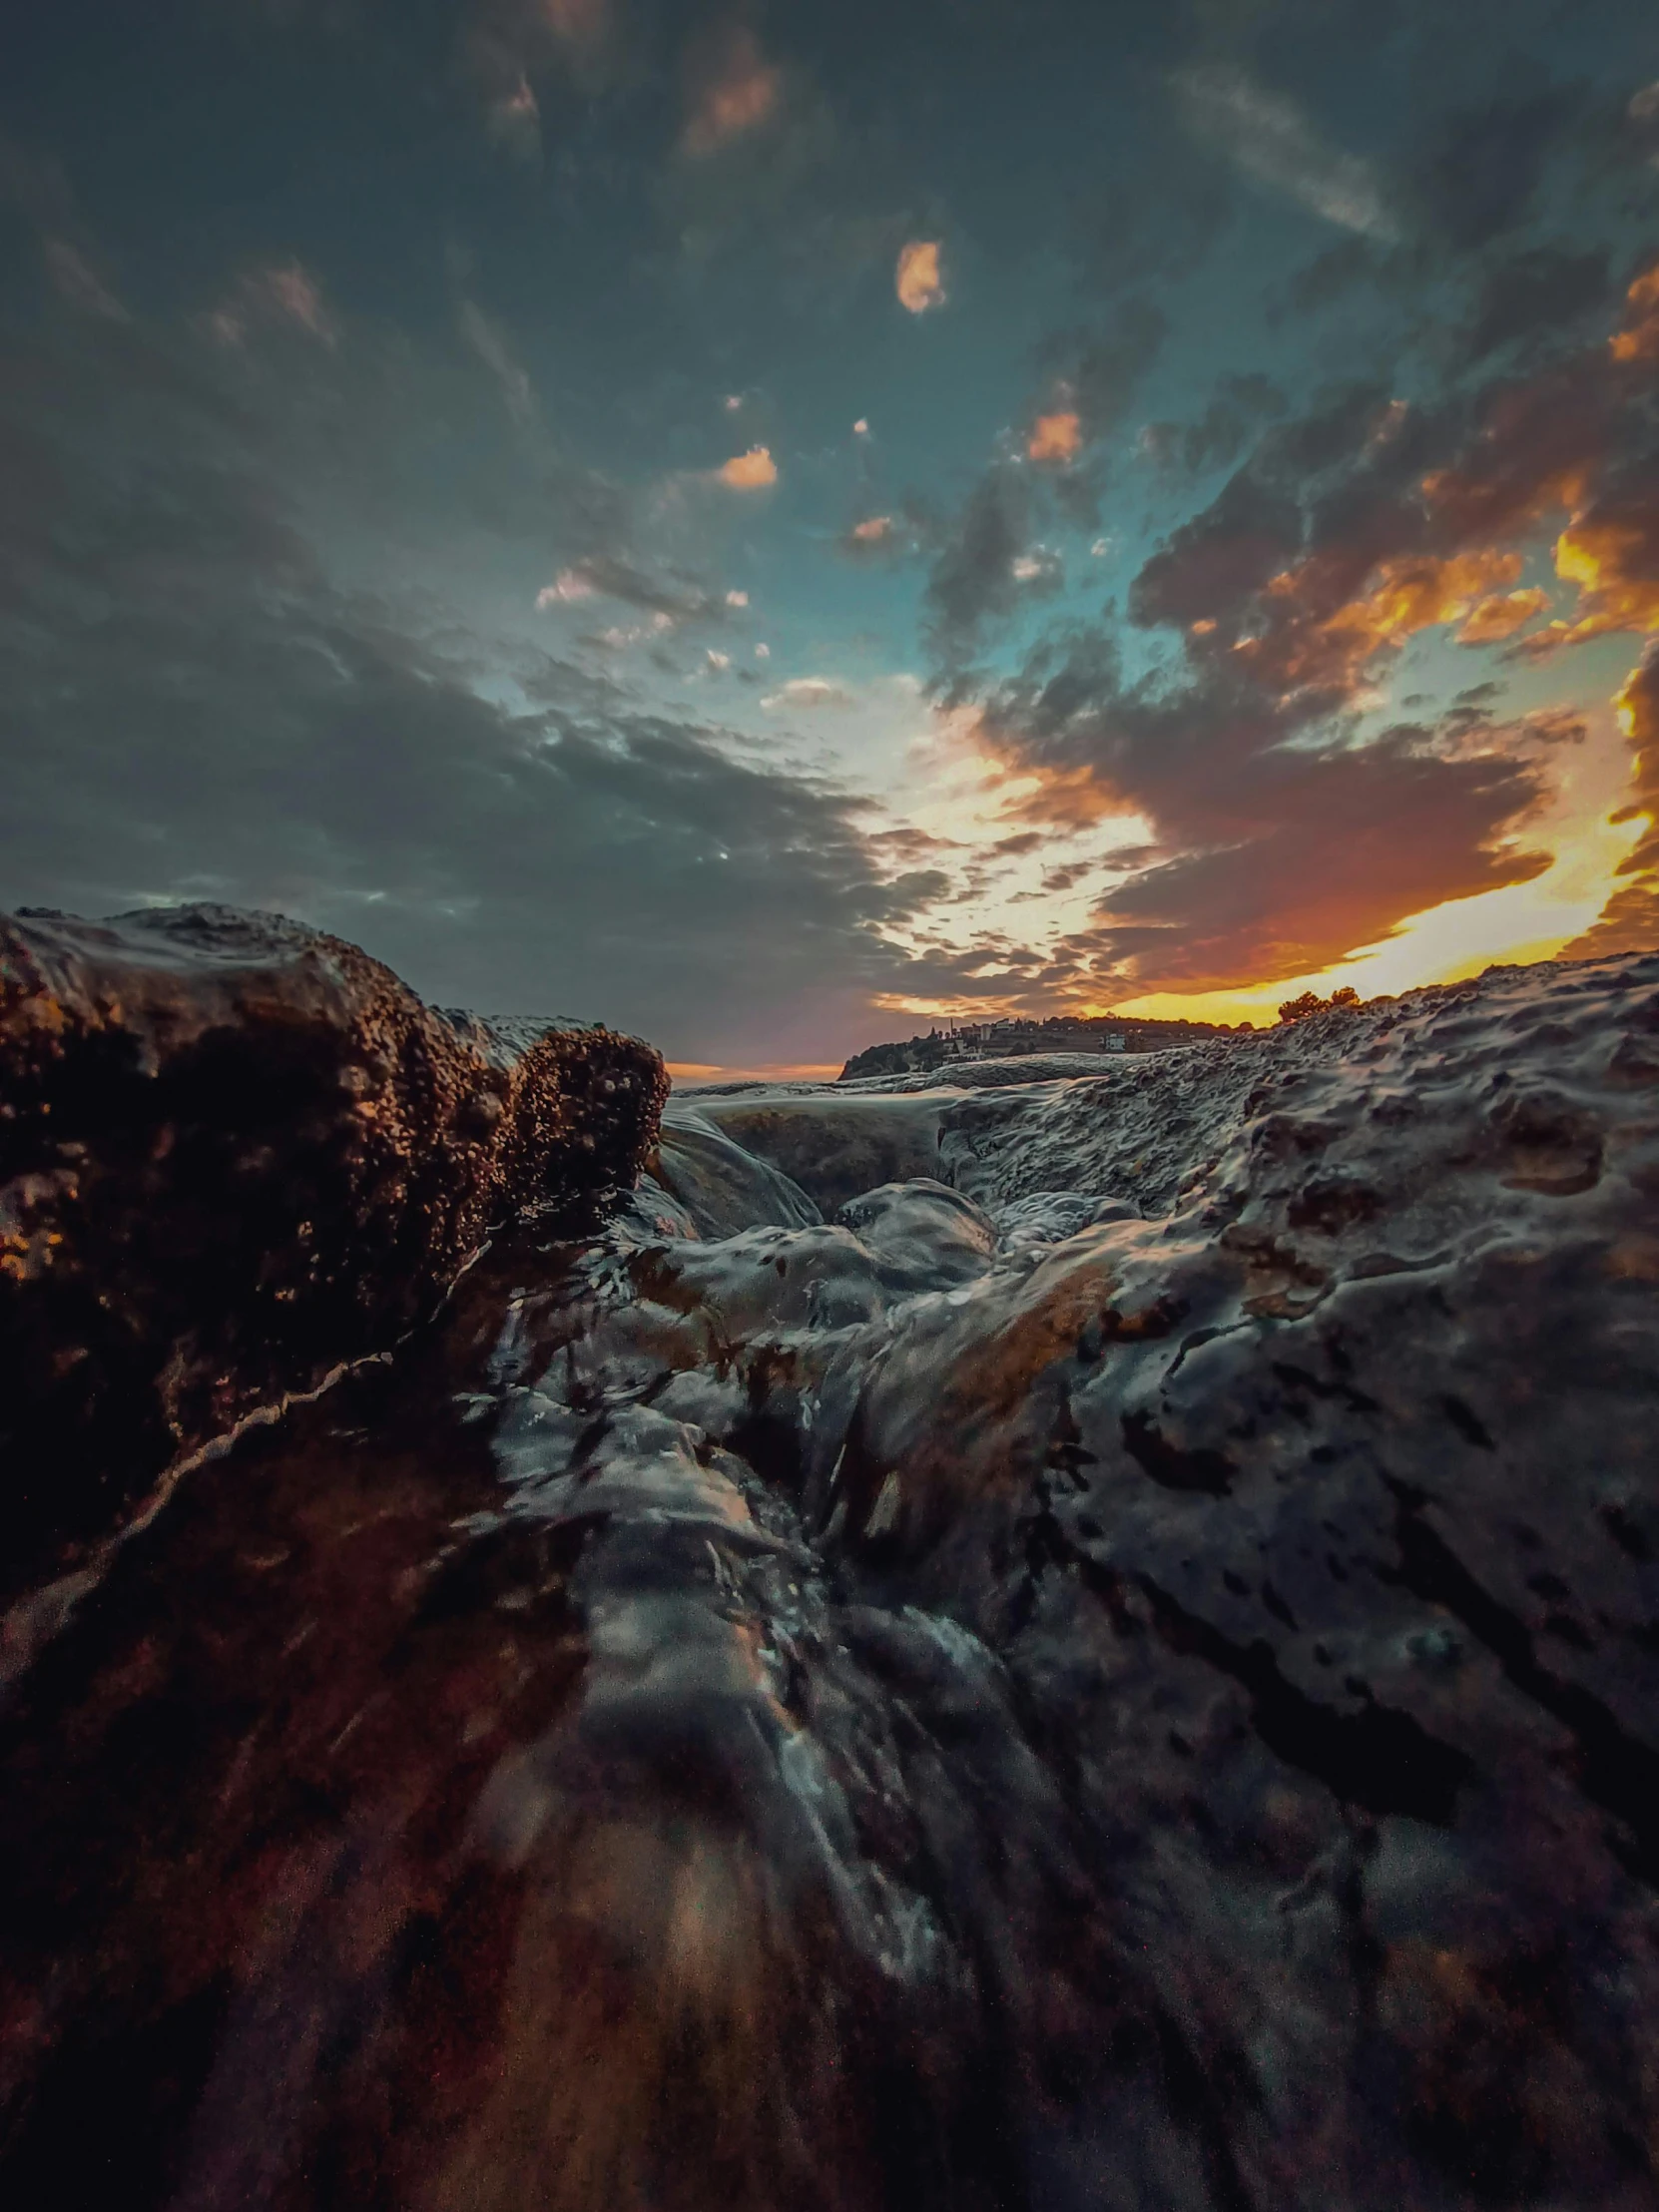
[0,903,666,1599]
[685,1092,955,1209]
[1,950,1657,2212]
[653,1108,823,1237]
[833,1180,998,1294]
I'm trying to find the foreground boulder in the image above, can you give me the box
[0,949,1655,2212]
[0,904,667,1601]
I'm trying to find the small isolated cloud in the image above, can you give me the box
[726,588,749,607]
[1175,65,1397,240]
[755,642,771,659]
[763,677,853,710]
[896,240,946,313]
[682,24,782,158]
[838,508,925,563]
[1457,587,1550,646]
[853,417,869,436]
[840,513,898,561]
[724,392,744,411]
[1011,546,1063,589]
[1028,409,1082,465]
[717,445,778,489]
[706,648,731,670]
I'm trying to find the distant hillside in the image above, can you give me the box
[837,1010,1256,1082]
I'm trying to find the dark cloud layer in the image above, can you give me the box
[0,309,958,1063]
[1409,82,1584,252]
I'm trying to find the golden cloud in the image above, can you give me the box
[896,240,945,314]
[1547,509,1659,643]
[1027,410,1082,465]
[1239,549,1526,692]
[1456,587,1551,646]
[1559,646,1659,955]
[851,515,893,543]
[717,445,778,489]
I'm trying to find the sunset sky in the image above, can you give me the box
[4,0,1659,1075]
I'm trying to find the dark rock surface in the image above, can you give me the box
[1,946,1657,2211]
[0,904,667,1608]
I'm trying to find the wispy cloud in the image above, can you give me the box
[763,678,853,710]
[458,298,535,426]
[206,260,337,350]
[43,239,127,321]
[486,71,541,163]
[1175,65,1398,240]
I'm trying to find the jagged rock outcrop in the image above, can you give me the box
[0,904,666,1604]
[0,948,1656,2212]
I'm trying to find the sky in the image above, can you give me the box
[3,0,1659,1077]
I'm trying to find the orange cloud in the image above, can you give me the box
[896,240,945,314]
[1559,646,1659,956]
[1547,505,1659,642]
[1456,587,1551,646]
[1240,549,1526,692]
[851,515,893,542]
[1028,410,1083,465]
[1611,263,1659,365]
[1348,550,1524,639]
[717,445,778,489]
[683,28,781,157]
[973,747,1129,829]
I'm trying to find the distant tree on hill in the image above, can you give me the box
[1277,986,1362,1025]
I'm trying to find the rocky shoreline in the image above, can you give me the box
[0,905,667,1609]
[1,911,1656,2212]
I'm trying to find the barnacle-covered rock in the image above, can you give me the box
[0,903,665,1595]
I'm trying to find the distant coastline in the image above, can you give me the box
[837,1008,1256,1081]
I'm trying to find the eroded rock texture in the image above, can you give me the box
[0,904,667,1600]
[1,950,1657,2212]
